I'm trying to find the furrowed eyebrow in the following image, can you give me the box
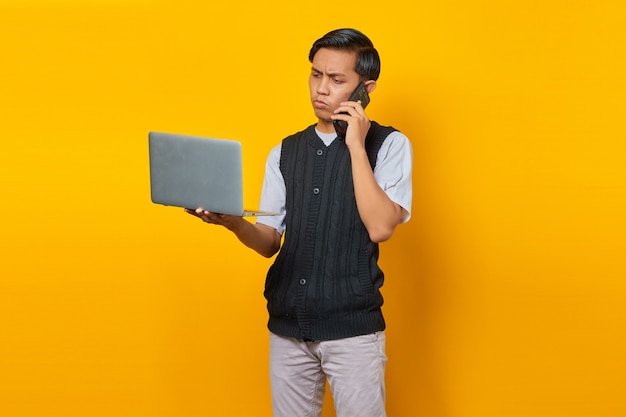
[311,66,346,78]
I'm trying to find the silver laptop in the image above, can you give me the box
[148,132,280,216]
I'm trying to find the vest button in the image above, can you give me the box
[313,188,320,195]
[300,278,307,285]
[316,149,323,156]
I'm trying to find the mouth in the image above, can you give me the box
[313,98,329,109]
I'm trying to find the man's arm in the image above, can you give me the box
[185,209,281,258]
[334,100,409,243]
[348,150,406,243]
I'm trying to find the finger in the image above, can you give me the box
[343,99,363,108]
[333,108,356,121]
[203,211,224,225]
[352,100,364,114]
[185,208,202,219]
[340,103,364,118]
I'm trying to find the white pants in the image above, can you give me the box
[269,331,387,417]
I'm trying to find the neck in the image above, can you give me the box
[316,119,335,134]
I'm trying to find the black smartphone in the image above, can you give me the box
[333,81,370,140]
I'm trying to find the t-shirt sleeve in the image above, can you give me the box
[373,131,413,223]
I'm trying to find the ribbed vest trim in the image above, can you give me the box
[264,121,397,341]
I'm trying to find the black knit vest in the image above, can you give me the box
[264,121,397,341]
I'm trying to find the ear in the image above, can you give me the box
[365,80,377,94]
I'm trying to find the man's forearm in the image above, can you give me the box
[350,149,404,243]
[187,209,281,258]
[229,219,282,258]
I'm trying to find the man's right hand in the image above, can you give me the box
[184,208,282,258]
[184,208,243,231]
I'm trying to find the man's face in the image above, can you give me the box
[309,48,361,131]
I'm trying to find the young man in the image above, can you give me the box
[186,28,412,417]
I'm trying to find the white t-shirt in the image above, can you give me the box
[256,127,413,235]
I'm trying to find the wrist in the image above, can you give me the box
[347,143,368,160]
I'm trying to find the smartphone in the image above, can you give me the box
[333,81,370,140]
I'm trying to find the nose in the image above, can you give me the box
[316,76,330,96]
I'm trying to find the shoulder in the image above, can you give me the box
[267,143,282,164]
[367,121,409,147]
[370,121,398,135]
[385,129,411,147]
[377,129,412,161]
[266,125,317,169]
[368,120,409,148]
[282,124,317,144]
[366,121,411,164]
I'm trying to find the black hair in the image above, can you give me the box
[308,28,381,81]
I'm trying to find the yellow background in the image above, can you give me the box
[1,1,625,416]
